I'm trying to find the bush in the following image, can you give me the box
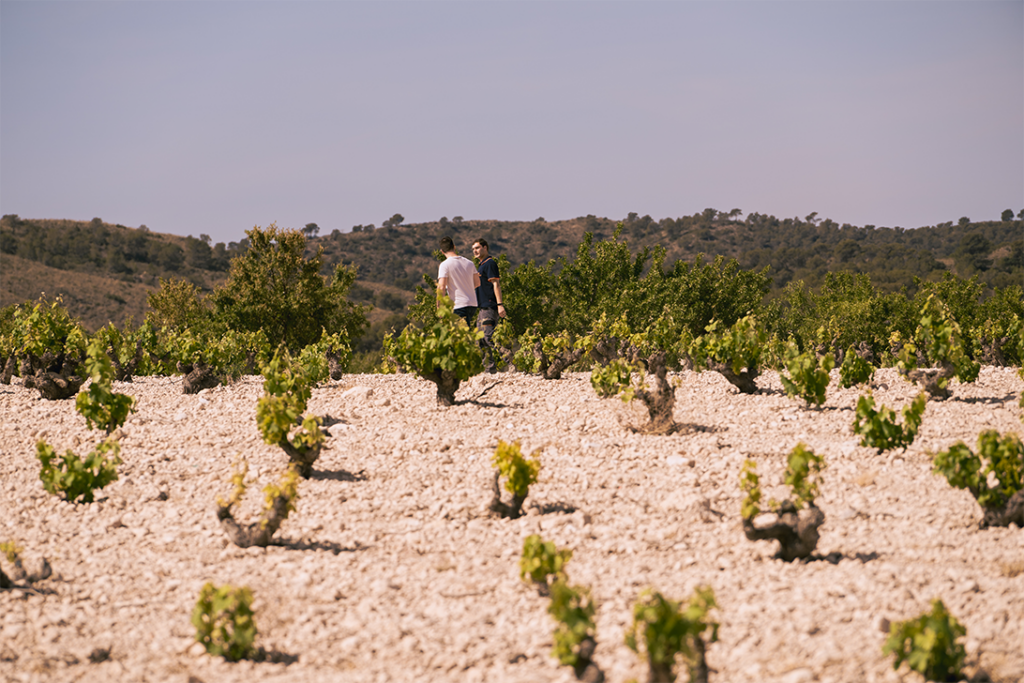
[739,444,826,562]
[256,348,325,477]
[91,319,157,380]
[590,357,634,398]
[36,438,120,504]
[488,440,541,519]
[853,392,927,454]
[779,341,834,406]
[146,278,214,333]
[2,298,88,397]
[839,343,876,388]
[882,599,966,682]
[383,296,483,405]
[520,534,572,588]
[191,583,258,661]
[211,224,368,352]
[295,329,352,382]
[686,316,766,394]
[624,586,719,683]
[933,430,1023,527]
[548,580,600,679]
[75,338,136,434]
[898,294,980,399]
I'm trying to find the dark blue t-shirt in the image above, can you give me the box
[476,257,500,308]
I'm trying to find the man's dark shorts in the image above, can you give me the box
[454,306,477,328]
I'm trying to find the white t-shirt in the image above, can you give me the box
[438,255,478,309]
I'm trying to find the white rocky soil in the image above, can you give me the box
[1,367,1023,683]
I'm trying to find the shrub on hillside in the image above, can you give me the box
[211,224,367,353]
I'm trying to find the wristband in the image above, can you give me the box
[497,303,504,306]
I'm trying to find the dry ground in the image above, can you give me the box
[1,367,1022,683]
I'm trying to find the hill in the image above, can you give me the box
[1,215,230,331]
[2,211,1020,337]
[314,211,1022,298]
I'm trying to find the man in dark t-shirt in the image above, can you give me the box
[472,239,506,373]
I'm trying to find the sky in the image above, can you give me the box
[2,1,1022,247]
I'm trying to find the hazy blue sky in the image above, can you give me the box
[2,1,1021,246]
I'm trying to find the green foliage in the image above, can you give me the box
[740,444,824,520]
[784,443,825,509]
[771,272,914,362]
[211,224,368,352]
[548,580,598,668]
[882,599,966,682]
[519,534,572,585]
[933,430,1023,510]
[146,278,214,333]
[75,338,136,433]
[839,344,876,388]
[496,228,768,342]
[898,294,980,387]
[590,357,635,398]
[492,440,541,500]
[508,324,543,373]
[0,298,87,376]
[624,586,719,683]
[687,315,766,377]
[259,466,301,530]
[739,459,762,520]
[0,540,23,565]
[215,459,302,543]
[157,326,270,380]
[256,348,324,455]
[853,392,927,453]
[295,329,352,383]
[971,308,1023,366]
[36,438,120,504]
[779,340,835,405]
[91,318,160,377]
[191,583,258,661]
[383,296,483,381]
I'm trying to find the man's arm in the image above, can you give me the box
[437,276,448,302]
[473,271,481,289]
[492,277,506,318]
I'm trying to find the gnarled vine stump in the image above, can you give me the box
[488,470,527,519]
[217,493,293,548]
[980,490,1024,528]
[178,361,220,394]
[742,501,825,562]
[707,360,759,394]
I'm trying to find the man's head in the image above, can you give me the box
[439,236,455,253]
[472,239,489,260]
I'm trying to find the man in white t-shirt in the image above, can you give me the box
[436,236,480,327]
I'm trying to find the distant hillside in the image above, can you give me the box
[314,211,1023,297]
[1,215,230,331]
[3,211,1020,336]
[0,254,156,331]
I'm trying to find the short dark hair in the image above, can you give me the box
[439,236,455,252]
[474,238,489,250]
